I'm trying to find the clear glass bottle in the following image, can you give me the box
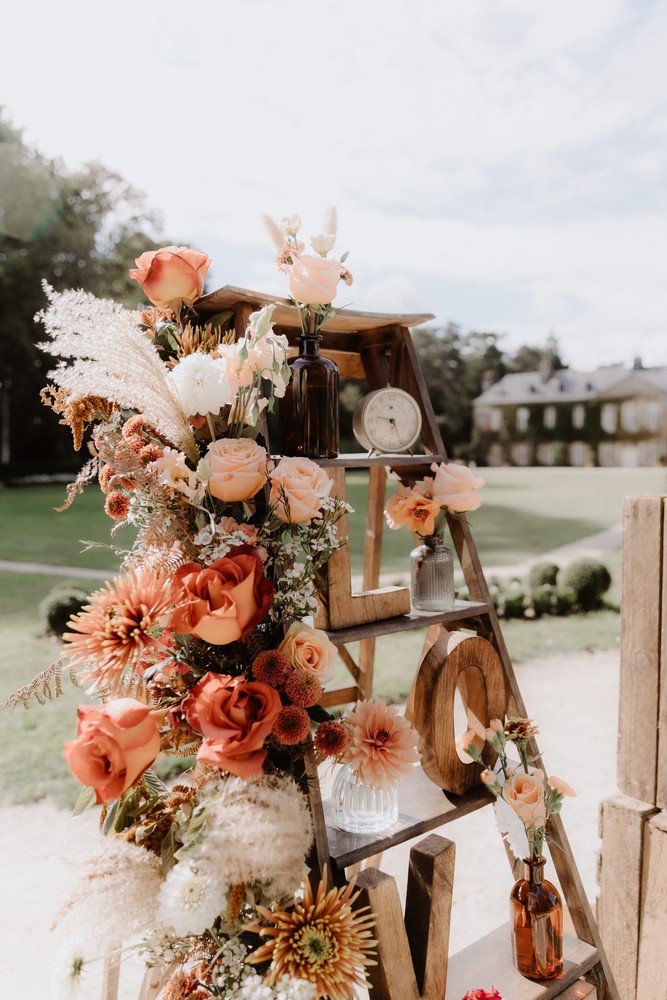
[409,534,454,612]
[279,333,339,459]
[510,856,563,980]
[331,763,398,834]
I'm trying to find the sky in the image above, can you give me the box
[2,0,666,371]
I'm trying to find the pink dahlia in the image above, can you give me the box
[344,699,419,790]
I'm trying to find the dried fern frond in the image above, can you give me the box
[41,385,117,451]
[37,284,197,462]
[1,656,78,711]
[54,455,99,512]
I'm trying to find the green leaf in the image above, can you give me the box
[143,767,169,800]
[72,784,96,816]
[161,826,178,874]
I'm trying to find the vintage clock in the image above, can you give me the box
[352,386,423,453]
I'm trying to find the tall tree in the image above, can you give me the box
[0,111,164,472]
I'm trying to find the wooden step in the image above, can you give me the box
[445,924,599,999]
[324,765,493,872]
[325,598,491,644]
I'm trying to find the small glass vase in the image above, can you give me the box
[510,856,563,980]
[331,763,398,834]
[410,534,454,612]
[279,332,339,459]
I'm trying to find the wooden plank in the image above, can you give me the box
[597,793,656,1000]
[354,868,420,1000]
[320,685,360,708]
[195,284,433,331]
[101,955,120,1000]
[324,599,490,644]
[618,496,663,803]
[325,767,492,871]
[636,811,667,997]
[444,924,599,999]
[405,835,455,999]
[557,985,596,999]
[659,502,667,809]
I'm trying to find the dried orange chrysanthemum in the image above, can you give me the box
[247,868,377,1000]
[63,566,173,691]
[504,717,539,743]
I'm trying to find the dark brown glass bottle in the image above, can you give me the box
[280,334,339,458]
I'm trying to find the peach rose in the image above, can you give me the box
[167,546,274,645]
[548,775,576,796]
[501,770,547,829]
[129,245,211,309]
[63,699,161,804]
[183,672,281,778]
[205,437,272,503]
[384,485,441,535]
[269,456,333,524]
[284,254,343,305]
[425,461,485,513]
[278,622,337,685]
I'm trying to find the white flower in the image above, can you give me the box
[167,352,233,417]
[149,447,203,501]
[310,233,336,256]
[157,861,228,936]
[246,304,276,340]
[238,974,274,999]
[281,214,301,236]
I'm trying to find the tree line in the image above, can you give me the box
[0,109,563,476]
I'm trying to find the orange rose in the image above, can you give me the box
[284,254,343,305]
[501,770,547,829]
[167,547,274,645]
[384,485,441,535]
[129,245,211,309]
[269,456,333,524]
[206,438,272,503]
[278,621,337,685]
[425,461,485,513]
[183,672,281,778]
[63,699,161,804]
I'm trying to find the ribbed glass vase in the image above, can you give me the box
[409,534,454,612]
[510,856,563,980]
[331,763,398,834]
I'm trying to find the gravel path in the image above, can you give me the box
[0,647,620,999]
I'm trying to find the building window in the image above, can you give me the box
[490,408,502,432]
[601,403,617,434]
[516,407,529,432]
[621,400,640,433]
[569,441,591,467]
[572,405,585,429]
[537,442,556,466]
[598,442,618,467]
[646,401,661,432]
[544,406,556,429]
[488,443,503,466]
[512,442,531,466]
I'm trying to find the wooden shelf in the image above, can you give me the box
[445,924,599,999]
[324,765,493,871]
[324,599,491,644]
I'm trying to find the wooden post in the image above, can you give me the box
[618,496,664,804]
[598,794,657,1000]
[636,811,667,997]
[355,868,420,1000]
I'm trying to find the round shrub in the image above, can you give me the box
[527,561,560,590]
[39,585,88,636]
[558,558,612,611]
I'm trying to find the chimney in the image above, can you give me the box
[633,355,643,370]
[538,358,553,383]
[481,369,495,392]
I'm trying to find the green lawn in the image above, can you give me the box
[1,467,659,806]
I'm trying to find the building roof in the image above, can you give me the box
[473,364,667,407]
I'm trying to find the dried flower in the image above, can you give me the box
[344,699,419,790]
[461,989,504,1000]
[251,650,293,687]
[284,670,323,708]
[314,720,350,758]
[272,705,311,746]
[247,868,376,1000]
[504,717,539,743]
[104,490,131,520]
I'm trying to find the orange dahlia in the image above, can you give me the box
[247,868,376,1000]
[63,566,173,690]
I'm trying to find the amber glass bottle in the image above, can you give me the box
[280,333,339,459]
[510,856,563,979]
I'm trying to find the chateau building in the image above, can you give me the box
[471,358,667,467]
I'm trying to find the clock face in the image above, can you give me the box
[353,388,423,453]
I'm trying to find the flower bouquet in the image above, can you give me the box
[5,244,391,998]
[459,716,575,979]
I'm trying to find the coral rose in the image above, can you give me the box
[384,485,441,535]
[63,699,161,804]
[278,621,337,685]
[425,461,485,513]
[167,546,274,645]
[269,456,333,524]
[501,770,547,829]
[284,254,343,305]
[205,437,272,503]
[183,672,281,778]
[129,245,211,309]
